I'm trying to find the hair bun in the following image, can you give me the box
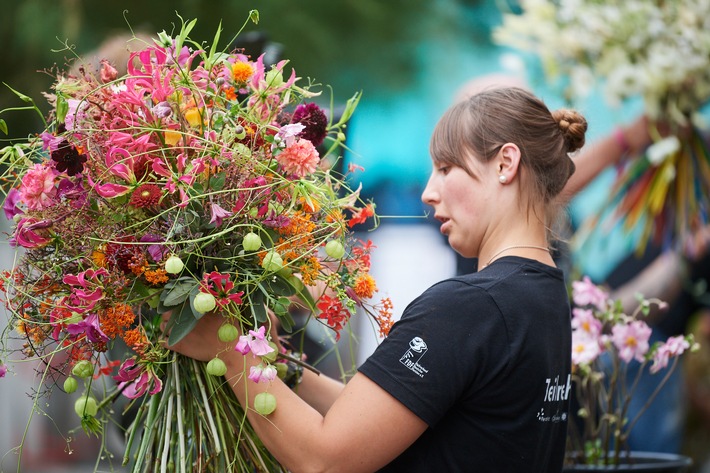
[552,109,588,153]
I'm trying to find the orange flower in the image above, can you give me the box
[299,256,322,286]
[99,304,136,339]
[224,86,237,101]
[92,244,107,268]
[232,61,255,83]
[354,273,377,299]
[122,327,149,355]
[144,268,169,286]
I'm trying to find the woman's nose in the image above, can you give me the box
[421,176,438,206]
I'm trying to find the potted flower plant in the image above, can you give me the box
[565,276,697,471]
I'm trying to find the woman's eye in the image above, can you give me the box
[438,166,450,175]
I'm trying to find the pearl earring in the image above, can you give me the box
[498,175,507,184]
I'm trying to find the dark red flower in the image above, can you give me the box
[291,103,328,147]
[129,184,162,208]
[51,139,87,176]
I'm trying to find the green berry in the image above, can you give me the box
[74,396,98,417]
[325,240,345,259]
[63,377,78,394]
[218,323,240,342]
[193,292,217,314]
[275,362,288,379]
[254,392,277,415]
[206,358,228,377]
[261,251,283,273]
[164,255,184,274]
[71,360,94,379]
[242,232,262,252]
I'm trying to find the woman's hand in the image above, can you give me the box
[162,311,235,363]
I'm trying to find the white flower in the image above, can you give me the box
[647,136,681,165]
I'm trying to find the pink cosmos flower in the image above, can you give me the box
[572,276,609,312]
[650,335,691,374]
[19,163,56,210]
[248,364,278,383]
[276,139,320,178]
[234,325,274,357]
[611,320,652,363]
[572,331,601,365]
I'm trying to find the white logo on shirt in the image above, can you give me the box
[536,374,571,423]
[399,337,429,378]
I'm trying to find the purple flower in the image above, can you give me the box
[3,188,23,221]
[291,102,328,147]
[209,203,232,227]
[65,313,109,344]
[140,234,168,262]
[114,359,163,399]
[0,362,7,378]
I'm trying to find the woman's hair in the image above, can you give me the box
[430,86,587,225]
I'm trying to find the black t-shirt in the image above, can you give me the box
[359,257,572,472]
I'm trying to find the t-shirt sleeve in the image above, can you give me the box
[358,280,511,427]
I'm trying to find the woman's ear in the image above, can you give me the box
[496,143,521,184]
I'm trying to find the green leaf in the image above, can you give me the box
[3,82,34,103]
[209,172,226,191]
[335,91,362,126]
[57,95,68,123]
[264,275,296,297]
[0,119,7,135]
[250,291,267,323]
[278,310,294,333]
[167,298,200,346]
[249,10,260,25]
[161,278,199,307]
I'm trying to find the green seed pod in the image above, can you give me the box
[242,232,262,252]
[325,240,345,260]
[71,360,94,379]
[275,362,288,379]
[206,358,228,377]
[164,255,184,274]
[261,251,283,273]
[261,342,278,363]
[254,392,277,416]
[74,396,98,417]
[63,377,78,394]
[218,323,240,342]
[193,292,217,314]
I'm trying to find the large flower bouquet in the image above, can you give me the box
[0,13,393,472]
[567,277,697,466]
[494,0,710,253]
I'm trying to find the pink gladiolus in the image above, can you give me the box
[19,163,56,210]
[611,320,652,363]
[572,276,609,311]
[276,139,320,178]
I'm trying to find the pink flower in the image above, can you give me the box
[276,139,320,178]
[209,203,232,227]
[611,320,652,363]
[0,362,7,378]
[13,217,52,248]
[572,331,601,365]
[65,313,109,344]
[650,335,691,374]
[572,308,603,337]
[248,364,278,383]
[3,188,23,220]
[201,271,244,307]
[572,276,609,311]
[114,359,163,399]
[234,325,274,357]
[19,163,56,210]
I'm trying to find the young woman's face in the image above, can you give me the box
[421,156,498,258]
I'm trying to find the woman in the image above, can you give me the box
[166,87,588,472]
